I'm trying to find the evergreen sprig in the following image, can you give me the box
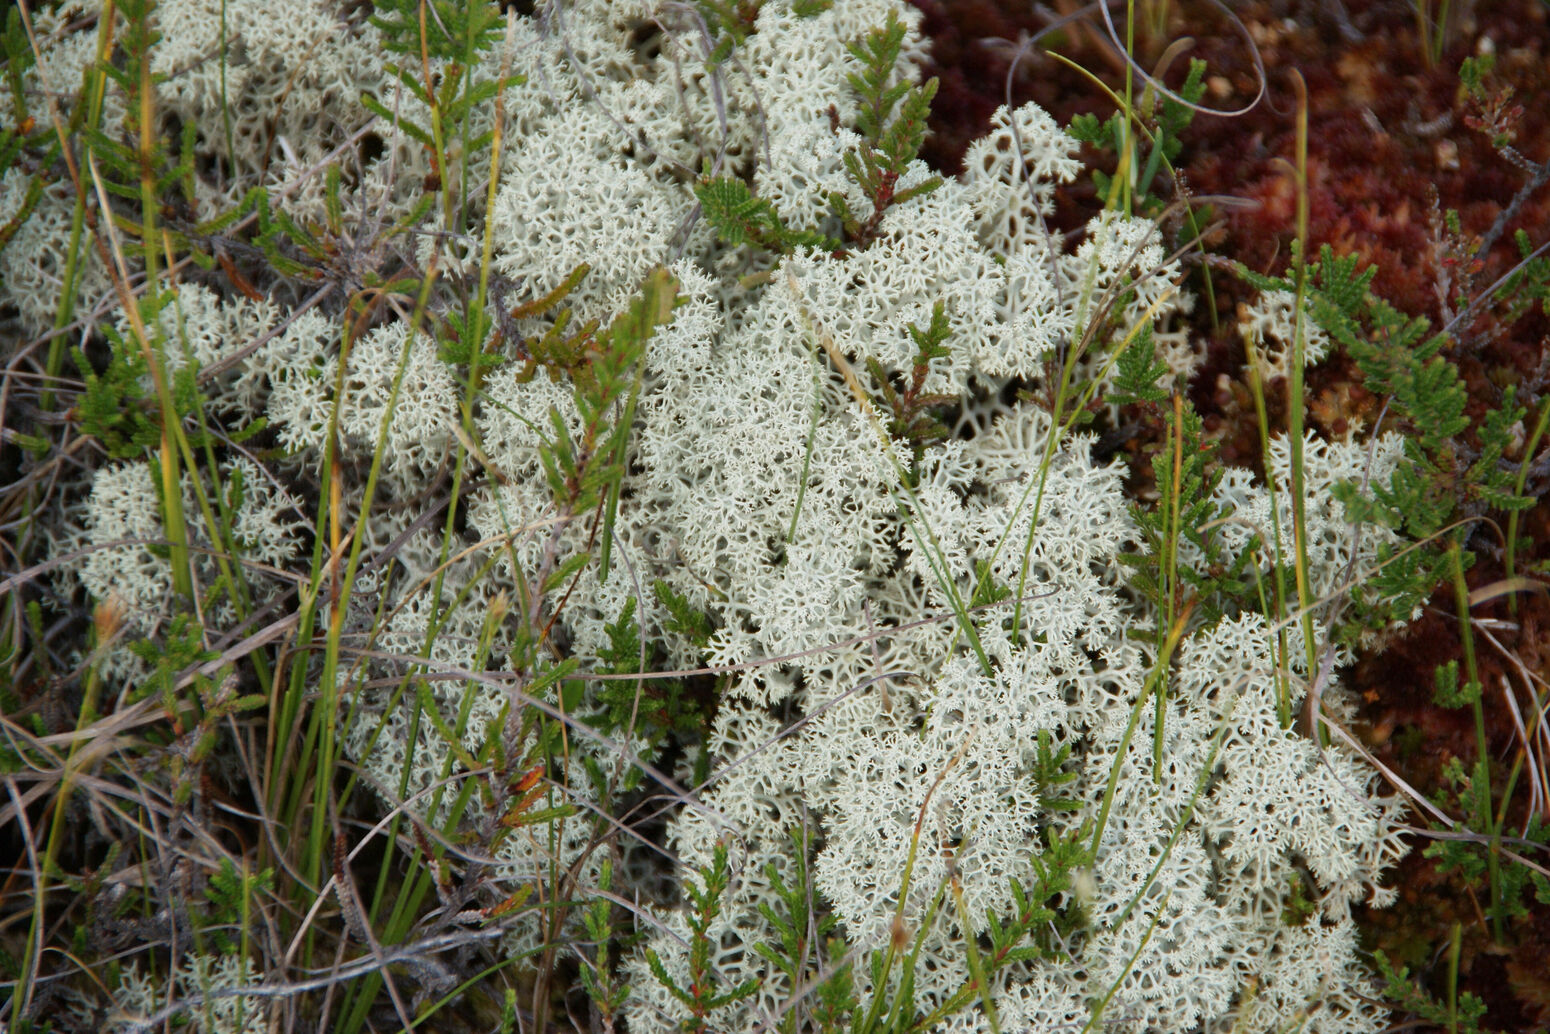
[509,263,601,381]
[360,70,520,177]
[365,0,520,245]
[0,7,43,256]
[1495,229,1550,323]
[827,12,941,249]
[588,594,705,757]
[688,0,834,69]
[1376,944,1499,1034]
[694,11,939,258]
[916,825,1090,1029]
[370,0,503,62]
[691,0,762,68]
[1431,659,1481,710]
[1030,730,1081,812]
[578,859,631,1022]
[753,828,856,1034]
[78,0,199,258]
[694,173,841,256]
[645,840,760,1032]
[865,299,955,483]
[1107,324,1171,407]
[537,268,679,512]
[1422,766,1550,925]
[72,335,161,459]
[654,579,716,649]
[1,6,32,121]
[72,289,216,460]
[83,0,163,168]
[1459,53,1523,152]
[0,148,42,254]
[201,859,275,954]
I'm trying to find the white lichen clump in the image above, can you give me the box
[1239,287,1332,382]
[110,954,265,1034]
[16,0,1414,1030]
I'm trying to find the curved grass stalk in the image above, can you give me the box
[785,272,993,676]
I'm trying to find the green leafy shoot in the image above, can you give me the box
[533,267,679,585]
[578,859,631,1021]
[915,825,1090,1030]
[969,559,1013,612]
[1,6,35,124]
[1030,730,1080,812]
[753,827,856,1034]
[201,859,275,954]
[587,595,705,757]
[1280,871,1318,927]
[80,0,175,198]
[0,11,44,258]
[692,0,763,68]
[1118,399,1256,641]
[827,12,942,249]
[361,70,520,170]
[364,0,520,234]
[694,172,842,256]
[1459,53,1522,152]
[1374,946,1500,1034]
[1493,228,1550,323]
[1243,245,1532,637]
[1106,323,1171,407]
[687,1,833,69]
[1423,765,1550,926]
[865,299,955,484]
[695,11,938,258]
[654,579,716,649]
[510,263,601,383]
[72,335,160,459]
[645,841,760,1032]
[1067,58,1207,215]
[370,0,503,63]
[1431,659,1481,709]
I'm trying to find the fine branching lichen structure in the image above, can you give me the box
[2,0,1447,1031]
